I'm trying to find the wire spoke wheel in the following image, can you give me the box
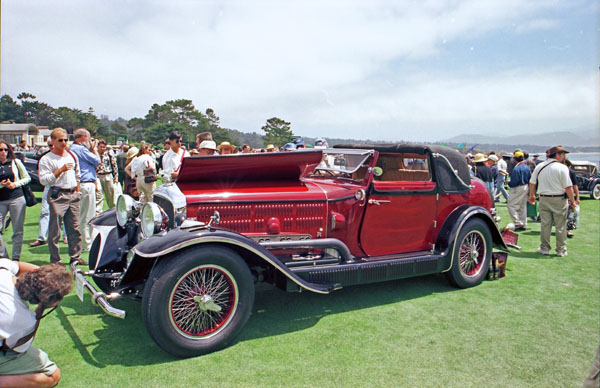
[458,231,486,277]
[169,265,238,339]
[446,218,492,289]
[143,246,255,358]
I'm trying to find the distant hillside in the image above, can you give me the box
[444,128,600,148]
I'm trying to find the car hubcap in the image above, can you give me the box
[169,265,238,339]
[593,185,600,199]
[459,231,486,277]
[194,294,222,312]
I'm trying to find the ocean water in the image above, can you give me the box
[567,153,600,164]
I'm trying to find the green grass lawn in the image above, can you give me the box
[8,196,599,387]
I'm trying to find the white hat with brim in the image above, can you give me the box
[473,153,488,163]
[127,147,139,159]
[488,155,499,162]
[199,140,217,150]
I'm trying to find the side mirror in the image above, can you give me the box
[371,167,383,177]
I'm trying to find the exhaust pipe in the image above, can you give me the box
[259,238,354,263]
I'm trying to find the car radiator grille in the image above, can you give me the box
[194,203,326,234]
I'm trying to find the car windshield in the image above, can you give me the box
[312,149,374,174]
[573,163,598,176]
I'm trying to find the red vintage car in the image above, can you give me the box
[75,144,507,357]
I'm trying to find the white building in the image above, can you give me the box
[0,123,50,146]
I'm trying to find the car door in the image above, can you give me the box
[359,154,437,256]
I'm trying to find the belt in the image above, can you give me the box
[539,194,565,198]
[98,172,113,175]
[80,181,96,183]
[51,187,77,193]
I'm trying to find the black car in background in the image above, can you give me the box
[571,161,600,200]
[15,152,44,192]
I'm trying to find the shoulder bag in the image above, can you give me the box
[143,159,157,183]
[15,160,37,207]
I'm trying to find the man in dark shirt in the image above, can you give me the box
[116,144,129,189]
[507,152,531,231]
[473,153,494,200]
[507,149,520,175]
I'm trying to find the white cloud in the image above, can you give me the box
[1,0,596,141]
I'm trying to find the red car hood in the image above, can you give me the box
[177,150,323,184]
[176,152,364,235]
[177,151,332,223]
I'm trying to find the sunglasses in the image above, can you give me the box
[56,139,68,142]
[0,149,8,152]
[173,139,182,143]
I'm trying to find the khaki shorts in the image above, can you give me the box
[0,346,57,376]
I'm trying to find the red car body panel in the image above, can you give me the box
[360,183,437,256]
[175,147,494,260]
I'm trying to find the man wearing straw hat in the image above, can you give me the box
[217,141,236,155]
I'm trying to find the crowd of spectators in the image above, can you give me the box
[465,145,580,257]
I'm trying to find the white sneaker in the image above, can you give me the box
[556,251,568,257]
[537,247,550,255]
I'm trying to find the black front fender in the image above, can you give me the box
[90,208,117,227]
[129,227,338,294]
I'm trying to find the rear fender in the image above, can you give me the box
[435,205,508,272]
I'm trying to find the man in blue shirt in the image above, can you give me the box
[507,151,531,231]
[69,128,100,252]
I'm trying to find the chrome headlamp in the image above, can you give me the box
[140,202,168,239]
[116,194,138,228]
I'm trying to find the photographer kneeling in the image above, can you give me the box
[0,260,72,388]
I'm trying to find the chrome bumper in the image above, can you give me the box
[71,263,126,319]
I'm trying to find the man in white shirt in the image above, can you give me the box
[161,131,190,182]
[38,128,85,265]
[528,145,576,257]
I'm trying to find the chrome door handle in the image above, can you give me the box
[368,199,391,205]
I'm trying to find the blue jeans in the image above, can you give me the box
[495,178,509,201]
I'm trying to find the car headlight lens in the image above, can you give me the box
[116,194,137,228]
[140,202,168,239]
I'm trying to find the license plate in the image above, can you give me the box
[75,273,85,302]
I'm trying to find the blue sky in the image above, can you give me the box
[1,0,598,142]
